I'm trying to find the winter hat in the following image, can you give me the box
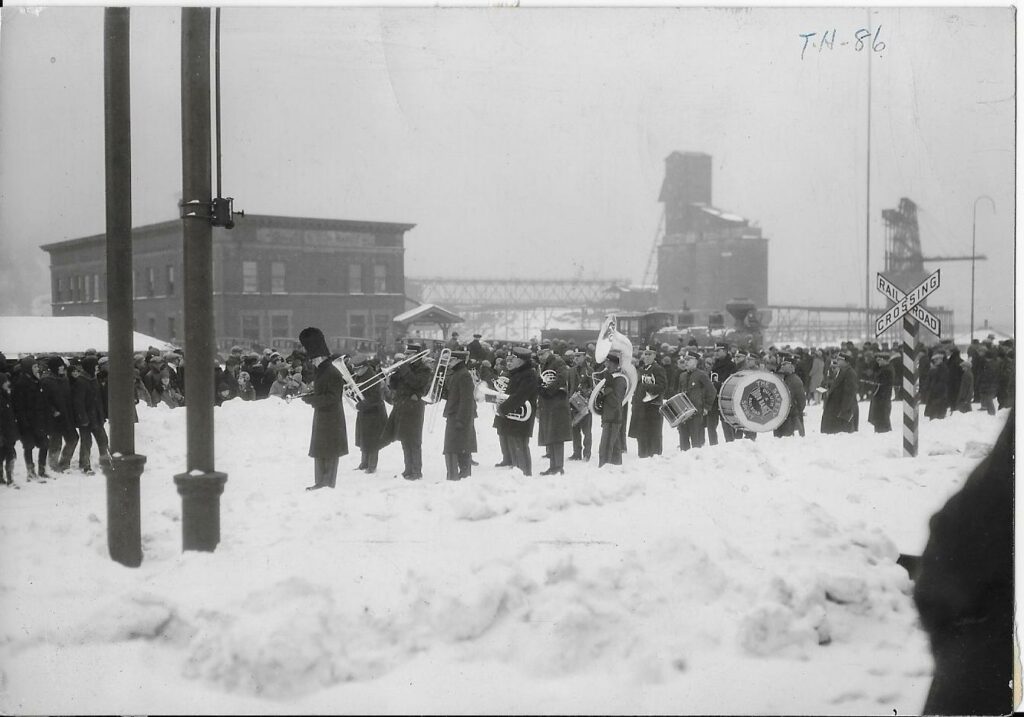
[298,327,330,359]
[47,356,65,373]
[80,356,99,376]
[19,355,36,370]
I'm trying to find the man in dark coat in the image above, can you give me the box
[69,357,110,474]
[913,410,1013,715]
[0,372,19,486]
[773,352,806,438]
[384,342,432,480]
[495,346,538,477]
[11,356,49,479]
[567,351,594,461]
[536,340,571,475]
[298,327,348,491]
[673,350,716,450]
[41,356,78,473]
[442,350,477,480]
[707,343,737,445]
[867,353,895,433]
[351,355,388,474]
[820,351,859,434]
[628,344,667,458]
[596,351,628,467]
[923,351,949,419]
[973,345,999,415]
[467,334,487,363]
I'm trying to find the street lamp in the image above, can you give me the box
[971,195,996,341]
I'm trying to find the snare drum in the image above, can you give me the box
[569,391,590,426]
[718,370,792,432]
[659,392,697,428]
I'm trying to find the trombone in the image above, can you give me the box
[288,350,429,404]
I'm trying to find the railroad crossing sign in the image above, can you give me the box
[874,270,942,336]
[874,268,942,458]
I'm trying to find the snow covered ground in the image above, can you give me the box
[0,396,1010,714]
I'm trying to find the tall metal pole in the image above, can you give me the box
[971,195,995,341]
[174,8,227,552]
[101,7,145,568]
[864,12,872,341]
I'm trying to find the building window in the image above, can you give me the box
[348,264,363,294]
[168,316,176,340]
[56,277,64,302]
[147,267,155,297]
[93,274,100,302]
[167,265,175,296]
[76,275,84,302]
[148,315,157,337]
[84,274,91,303]
[373,264,387,293]
[373,313,391,343]
[241,313,261,342]
[269,312,290,341]
[348,312,367,338]
[271,262,286,294]
[243,261,259,294]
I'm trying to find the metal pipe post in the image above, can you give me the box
[971,195,995,341]
[101,6,145,568]
[174,7,227,552]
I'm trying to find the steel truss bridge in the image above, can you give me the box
[407,277,627,311]
[762,304,954,347]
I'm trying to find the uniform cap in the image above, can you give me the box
[539,339,553,350]
[511,346,532,360]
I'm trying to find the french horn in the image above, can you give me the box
[587,314,637,417]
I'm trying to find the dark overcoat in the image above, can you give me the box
[773,371,807,437]
[537,354,571,445]
[70,374,106,429]
[302,359,349,459]
[354,376,388,451]
[868,363,895,430]
[40,374,74,435]
[12,371,49,437]
[629,361,667,439]
[675,368,716,418]
[382,362,431,445]
[442,363,477,453]
[496,362,537,438]
[820,365,859,434]
[923,362,949,419]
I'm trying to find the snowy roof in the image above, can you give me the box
[697,204,747,223]
[392,303,464,326]
[0,316,177,355]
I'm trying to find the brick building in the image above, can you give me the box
[41,214,415,352]
[656,151,769,313]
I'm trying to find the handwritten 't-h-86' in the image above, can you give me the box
[799,27,886,60]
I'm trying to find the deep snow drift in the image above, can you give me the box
[0,395,1010,714]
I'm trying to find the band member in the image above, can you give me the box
[597,351,627,467]
[298,326,348,490]
[567,351,594,461]
[11,356,49,479]
[536,340,571,475]
[351,355,388,474]
[491,359,515,468]
[628,344,667,458]
[772,352,806,438]
[495,346,538,476]
[867,352,895,433]
[442,350,477,480]
[821,351,859,434]
[41,356,78,474]
[383,341,432,480]
[674,350,716,451]
[707,343,737,445]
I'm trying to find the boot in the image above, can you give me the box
[4,459,15,486]
[37,461,49,479]
[356,450,368,471]
[458,453,472,479]
[444,453,460,481]
[365,450,378,474]
[25,460,36,480]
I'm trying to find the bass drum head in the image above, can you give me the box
[718,370,792,432]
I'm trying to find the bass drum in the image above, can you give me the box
[718,370,792,433]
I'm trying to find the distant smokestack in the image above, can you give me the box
[659,151,712,235]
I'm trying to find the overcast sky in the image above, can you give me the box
[0,6,1015,332]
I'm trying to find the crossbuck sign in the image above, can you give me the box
[875,268,941,458]
[875,270,942,336]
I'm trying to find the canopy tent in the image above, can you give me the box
[0,316,177,355]
[392,303,464,340]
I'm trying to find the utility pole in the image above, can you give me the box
[173,8,227,551]
[101,7,145,568]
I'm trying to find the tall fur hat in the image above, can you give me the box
[298,327,330,359]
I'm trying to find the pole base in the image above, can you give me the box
[173,471,228,552]
[100,453,147,568]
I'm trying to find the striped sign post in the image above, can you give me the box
[875,270,942,458]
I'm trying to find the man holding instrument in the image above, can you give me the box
[298,327,348,491]
[629,344,667,458]
[383,341,432,481]
[673,349,715,451]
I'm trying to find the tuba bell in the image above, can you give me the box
[588,314,637,417]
